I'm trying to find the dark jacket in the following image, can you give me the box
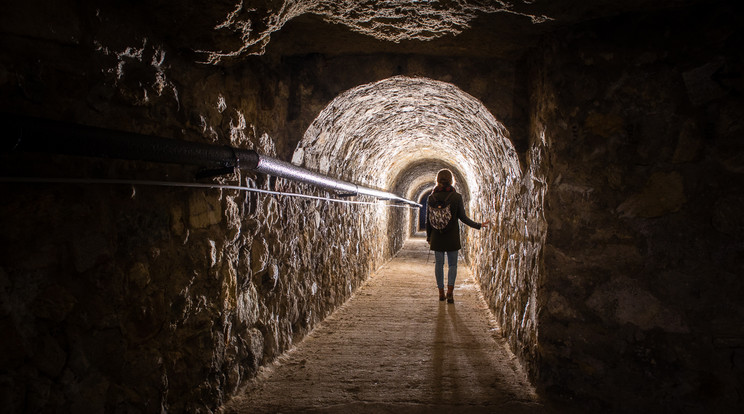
[426,185,481,251]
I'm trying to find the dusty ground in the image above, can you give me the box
[222,236,550,413]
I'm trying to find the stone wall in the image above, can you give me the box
[11,1,740,412]
[531,2,744,411]
[288,73,539,385]
[464,142,546,381]
[0,6,397,412]
[0,3,545,409]
[0,171,390,412]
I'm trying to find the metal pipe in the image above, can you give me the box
[254,157,420,207]
[255,156,359,195]
[2,114,421,207]
[3,113,259,170]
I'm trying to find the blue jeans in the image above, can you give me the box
[434,251,458,288]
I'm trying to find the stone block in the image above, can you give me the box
[121,290,166,343]
[712,195,744,238]
[682,59,727,106]
[546,291,578,320]
[251,238,269,275]
[69,372,110,413]
[244,328,264,371]
[584,112,624,139]
[616,171,686,218]
[189,193,222,228]
[31,334,67,377]
[0,317,27,369]
[586,276,688,333]
[672,120,703,163]
[237,287,259,327]
[127,262,151,291]
[72,232,112,274]
[32,285,77,322]
[170,204,185,236]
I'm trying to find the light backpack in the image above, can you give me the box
[428,192,454,232]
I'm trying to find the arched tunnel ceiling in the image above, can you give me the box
[293,76,520,202]
[134,0,708,62]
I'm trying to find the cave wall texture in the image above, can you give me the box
[0,3,527,412]
[0,4,404,412]
[0,0,742,413]
[531,3,744,412]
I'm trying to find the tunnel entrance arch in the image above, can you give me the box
[291,75,523,255]
[291,77,540,378]
[292,76,520,193]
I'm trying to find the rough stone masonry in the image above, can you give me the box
[0,0,742,412]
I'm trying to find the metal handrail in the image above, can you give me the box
[2,113,421,207]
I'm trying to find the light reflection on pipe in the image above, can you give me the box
[255,156,421,207]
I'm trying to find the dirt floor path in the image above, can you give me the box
[223,235,549,413]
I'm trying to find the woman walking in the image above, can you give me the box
[426,169,489,303]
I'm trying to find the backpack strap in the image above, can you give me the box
[440,191,455,205]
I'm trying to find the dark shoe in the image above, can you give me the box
[446,286,454,303]
[438,288,445,301]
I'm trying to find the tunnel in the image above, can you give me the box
[294,75,526,268]
[1,0,743,412]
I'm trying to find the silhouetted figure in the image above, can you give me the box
[426,169,490,303]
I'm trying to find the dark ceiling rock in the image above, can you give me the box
[90,0,708,63]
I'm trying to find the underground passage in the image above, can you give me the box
[0,0,742,412]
